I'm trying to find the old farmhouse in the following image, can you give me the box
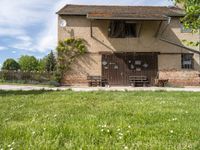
[57,5,200,87]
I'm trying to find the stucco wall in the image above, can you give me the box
[58,15,200,86]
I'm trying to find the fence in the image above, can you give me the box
[0,70,56,85]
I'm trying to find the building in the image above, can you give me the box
[57,5,200,86]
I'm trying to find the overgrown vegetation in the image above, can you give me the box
[0,91,199,149]
[175,0,200,46]
[56,38,87,82]
[57,38,87,71]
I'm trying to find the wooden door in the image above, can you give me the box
[102,53,158,86]
[102,54,125,85]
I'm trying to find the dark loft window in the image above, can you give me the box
[181,54,194,69]
[108,21,137,38]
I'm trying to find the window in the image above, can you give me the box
[108,21,137,38]
[180,23,192,33]
[181,54,193,69]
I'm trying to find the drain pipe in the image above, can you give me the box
[160,17,171,36]
[159,17,200,54]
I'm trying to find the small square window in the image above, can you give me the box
[181,54,193,69]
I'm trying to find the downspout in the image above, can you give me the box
[159,17,200,55]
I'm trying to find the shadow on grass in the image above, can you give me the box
[0,90,55,96]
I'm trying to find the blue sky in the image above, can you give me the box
[0,0,173,68]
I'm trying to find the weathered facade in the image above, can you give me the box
[57,5,200,86]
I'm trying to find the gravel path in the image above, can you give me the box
[0,85,200,92]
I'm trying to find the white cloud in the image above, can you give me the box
[0,46,6,51]
[12,51,16,54]
[0,0,173,53]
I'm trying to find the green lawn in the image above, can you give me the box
[0,90,200,150]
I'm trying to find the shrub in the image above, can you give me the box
[2,59,20,71]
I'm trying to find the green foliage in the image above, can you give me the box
[176,0,200,32]
[19,55,38,71]
[1,58,20,71]
[56,38,87,82]
[174,0,200,47]
[46,50,56,72]
[0,91,200,149]
[37,57,47,72]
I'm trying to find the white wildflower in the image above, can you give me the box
[107,129,110,133]
[32,131,36,135]
[117,129,121,131]
[119,133,123,136]
[124,146,128,150]
[7,145,11,148]
[119,136,123,139]
[172,118,177,121]
[170,130,173,133]
[101,129,104,132]
[102,124,107,128]
[128,125,131,128]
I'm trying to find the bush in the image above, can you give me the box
[2,59,20,71]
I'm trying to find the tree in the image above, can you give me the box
[18,55,38,71]
[46,50,56,72]
[175,0,200,32]
[1,58,20,71]
[37,57,47,72]
[174,0,200,47]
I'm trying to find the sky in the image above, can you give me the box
[0,0,173,68]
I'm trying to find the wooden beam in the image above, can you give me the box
[154,21,163,37]
[137,23,142,37]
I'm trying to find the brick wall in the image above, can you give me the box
[159,70,200,86]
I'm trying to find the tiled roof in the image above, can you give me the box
[87,12,168,20]
[57,4,184,17]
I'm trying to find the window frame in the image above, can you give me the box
[181,53,194,69]
[108,20,138,38]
